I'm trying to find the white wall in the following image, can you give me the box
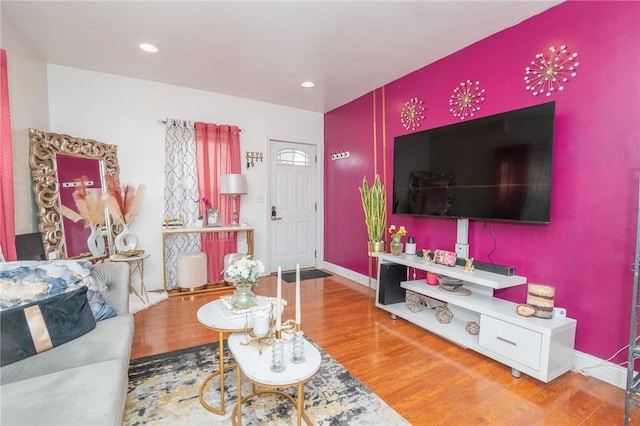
[1,12,50,235]
[47,65,324,290]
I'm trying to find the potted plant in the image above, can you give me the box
[359,174,387,253]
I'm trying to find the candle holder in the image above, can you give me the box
[241,303,281,354]
[291,325,305,364]
[242,330,272,355]
[270,330,286,372]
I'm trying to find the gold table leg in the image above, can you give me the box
[129,258,149,303]
[198,330,236,415]
[230,380,313,425]
[296,383,304,426]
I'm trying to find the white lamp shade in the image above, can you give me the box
[219,174,248,195]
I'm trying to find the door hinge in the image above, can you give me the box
[315,203,317,211]
[314,250,317,258]
[315,154,318,163]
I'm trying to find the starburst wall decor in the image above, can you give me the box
[400,97,425,130]
[524,45,579,96]
[449,80,486,120]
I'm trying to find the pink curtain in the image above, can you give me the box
[0,49,16,261]
[195,123,241,281]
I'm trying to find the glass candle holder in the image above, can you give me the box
[270,337,286,372]
[291,330,306,364]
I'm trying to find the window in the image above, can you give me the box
[276,149,309,166]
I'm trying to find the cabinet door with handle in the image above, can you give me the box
[478,314,542,370]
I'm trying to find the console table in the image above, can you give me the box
[161,226,254,296]
[376,253,577,383]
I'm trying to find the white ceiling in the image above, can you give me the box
[1,1,561,113]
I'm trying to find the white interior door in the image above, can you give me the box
[269,140,317,272]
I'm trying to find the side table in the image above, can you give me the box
[196,298,278,415]
[228,332,321,426]
[109,253,150,303]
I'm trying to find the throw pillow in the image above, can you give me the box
[0,260,116,321]
[0,286,96,366]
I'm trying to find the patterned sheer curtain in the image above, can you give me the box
[0,49,16,261]
[195,123,241,281]
[163,119,199,289]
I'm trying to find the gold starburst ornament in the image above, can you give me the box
[449,80,486,120]
[524,45,579,96]
[400,97,425,130]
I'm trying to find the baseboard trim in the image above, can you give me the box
[321,262,632,390]
[321,261,377,291]
[572,350,630,390]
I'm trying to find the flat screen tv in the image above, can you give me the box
[393,101,555,223]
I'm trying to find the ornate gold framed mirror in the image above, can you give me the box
[29,129,120,259]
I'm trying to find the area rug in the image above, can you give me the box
[123,339,408,425]
[281,269,332,283]
[129,291,168,314]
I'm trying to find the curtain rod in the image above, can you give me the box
[158,119,243,131]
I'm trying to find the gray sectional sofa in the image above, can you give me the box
[0,262,134,426]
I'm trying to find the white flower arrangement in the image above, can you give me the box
[224,255,265,285]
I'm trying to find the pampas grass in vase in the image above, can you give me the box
[105,174,146,252]
[72,176,106,257]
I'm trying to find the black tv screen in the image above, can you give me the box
[392,101,555,223]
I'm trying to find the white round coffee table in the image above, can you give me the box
[196,297,282,415]
[227,332,321,426]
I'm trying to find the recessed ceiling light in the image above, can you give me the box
[139,43,158,53]
[301,81,315,88]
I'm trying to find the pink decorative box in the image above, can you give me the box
[433,250,456,267]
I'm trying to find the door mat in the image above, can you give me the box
[279,268,331,283]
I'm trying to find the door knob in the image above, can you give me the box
[271,206,282,221]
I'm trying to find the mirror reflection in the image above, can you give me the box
[29,129,120,259]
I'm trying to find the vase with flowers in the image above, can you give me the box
[388,225,407,256]
[198,197,211,227]
[223,255,265,309]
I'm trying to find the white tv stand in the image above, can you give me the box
[375,253,577,383]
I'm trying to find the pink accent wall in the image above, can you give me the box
[324,1,640,362]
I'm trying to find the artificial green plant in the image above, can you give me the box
[359,174,387,242]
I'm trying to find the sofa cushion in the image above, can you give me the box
[0,286,96,367]
[0,359,129,426]
[0,313,133,385]
[0,259,116,321]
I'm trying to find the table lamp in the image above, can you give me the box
[219,174,247,226]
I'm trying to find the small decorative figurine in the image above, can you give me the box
[464,257,475,272]
[422,249,432,263]
[435,305,453,324]
[465,321,480,335]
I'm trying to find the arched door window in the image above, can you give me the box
[276,148,310,166]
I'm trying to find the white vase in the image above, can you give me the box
[86,225,105,257]
[115,224,138,252]
[195,219,204,228]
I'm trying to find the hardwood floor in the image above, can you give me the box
[132,273,637,425]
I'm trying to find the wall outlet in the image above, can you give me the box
[554,307,567,317]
